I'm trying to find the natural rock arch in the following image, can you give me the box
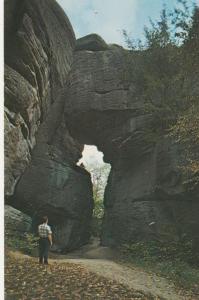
[4,0,199,252]
[65,34,199,247]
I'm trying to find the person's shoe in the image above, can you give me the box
[44,261,48,265]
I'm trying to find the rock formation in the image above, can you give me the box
[5,2,199,251]
[5,0,93,251]
[5,205,32,235]
[65,34,199,246]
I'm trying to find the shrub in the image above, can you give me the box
[5,230,39,256]
[119,239,199,289]
[121,239,197,264]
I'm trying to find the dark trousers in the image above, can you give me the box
[39,238,50,264]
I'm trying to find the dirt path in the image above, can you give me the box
[8,240,195,300]
[55,258,181,300]
[6,251,149,299]
[50,239,187,300]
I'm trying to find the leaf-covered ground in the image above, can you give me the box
[5,251,155,300]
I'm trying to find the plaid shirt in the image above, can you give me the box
[38,223,52,238]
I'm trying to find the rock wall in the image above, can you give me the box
[4,0,93,251]
[102,141,199,246]
[5,0,75,196]
[5,3,199,251]
[65,34,199,246]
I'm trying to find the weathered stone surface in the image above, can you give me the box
[5,0,93,251]
[102,139,199,246]
[4,64,41,195]
[76,34,109,51]
[65,46,144,161]
[5,0,76,134]
[5,205,32,234]
[15,159,93,251]
[5,1,198,251]
[5,107,31,196]
[65,36,199,246]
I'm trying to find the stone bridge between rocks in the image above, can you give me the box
[5,0,199,252]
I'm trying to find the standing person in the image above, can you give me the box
[38,216,52,264]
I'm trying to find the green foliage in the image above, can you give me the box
[144,8,171,48]
[5,230,39,256]
[169,103,199,188]
[91,195,104,237]
[123,1,199,187]
[171,0,193,43]
[85,162,110,237]
[121,239,196,263]
[93,196,104,219]
[120,239,199,288]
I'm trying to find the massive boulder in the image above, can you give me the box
[65,35,199,246]
[4,0,75,196]
[5,0,93,251]
[5,205,32,235]
[76,34,109,52]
